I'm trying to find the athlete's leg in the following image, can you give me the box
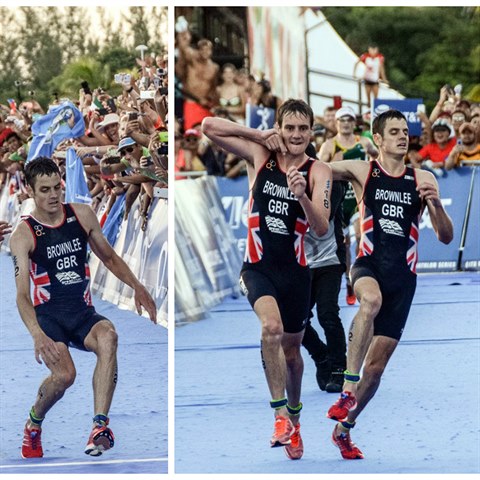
[28,342,76,427]
[254,296,287,413]
[347,335,398,423]
[84,320,118,416]
[344,276,382,395]
[281,330,305,424]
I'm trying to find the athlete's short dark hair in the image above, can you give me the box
[372,109,407,136]
[277,99,314,128]
[25,157,60,189]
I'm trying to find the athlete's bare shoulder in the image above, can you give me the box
[10,220,35,254]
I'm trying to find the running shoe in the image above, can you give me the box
[326,391,357,421]
[284,423,304,460]
[84,422,115,456]
[21,424,43,458]
[331,424,364,459]
[270,415,294,447]
[346,284,356,305]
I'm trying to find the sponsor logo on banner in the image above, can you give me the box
[373,98,424,136]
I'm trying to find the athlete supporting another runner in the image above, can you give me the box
[10,157,157,459]
[202,99,331,460]
[325,109,453,459]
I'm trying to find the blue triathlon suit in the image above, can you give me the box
[351,160,423,340]
[23,203,108,350]
[239,154,314,334]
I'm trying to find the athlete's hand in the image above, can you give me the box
[417,181,442,208]
[287,165,307,199]
[261,129,287,154]
[134,284,157,323]
[0,220,12,242]
[33,332,61,365]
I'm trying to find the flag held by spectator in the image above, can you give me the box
[27,101,85,162]
[65,147,92,204]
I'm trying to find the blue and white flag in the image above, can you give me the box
[102,194,126,246]
[27,101,85,162]
[65,147,91,204]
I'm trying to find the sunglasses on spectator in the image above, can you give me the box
[119,146,135,156]
[338,117,354,123]
[452,115,465,121]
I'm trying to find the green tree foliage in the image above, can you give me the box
[321,7,480,106]
[0,6,167,109]
[0,8,24,104]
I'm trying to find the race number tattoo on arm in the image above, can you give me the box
[323,179,331,209]
[12,255,19,277]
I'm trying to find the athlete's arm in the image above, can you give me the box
[72,204,157,323]
[362,137,379,159]
[10,223,61,366]
[289,161,331,237]
[416,170,453,244]
[329,159,369,183]
[202,117,277,165]
[318,139,334,163]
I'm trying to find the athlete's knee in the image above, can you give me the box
[97,326,118,355]
[261,317,283,343]
[53,367,76,390]
[358,289,382,317]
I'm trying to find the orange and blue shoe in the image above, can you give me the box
[270,415,294,447]
[21,423,43,458]
[332,424,364,459]
[326,391,357,422]
[284,423,303,460]
[84,420,115,457]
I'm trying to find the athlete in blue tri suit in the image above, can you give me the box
[10,157,157,459]
[325,109,453,460]
[203,99,332,460]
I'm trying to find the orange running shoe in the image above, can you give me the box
[270,415,294,447]
[284,423,303,460]
[84,422,115,456]
[346,284,356,305]
[21,424,43,458]
[331,424,364,459]
[326,391,357,421]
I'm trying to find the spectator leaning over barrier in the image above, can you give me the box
[445,122,480,170]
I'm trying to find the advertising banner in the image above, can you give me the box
[373,98,424,136]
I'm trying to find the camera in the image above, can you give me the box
[81,81,92,96]
[157,144,168,155]
[157,68,166,77]
[128,111,138,121]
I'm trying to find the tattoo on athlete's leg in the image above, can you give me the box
[260,340,266,370]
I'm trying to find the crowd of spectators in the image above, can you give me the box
[0,50,168,234]
[174,15,480,179]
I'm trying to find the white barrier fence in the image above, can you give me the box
[0,185,168,328]
[175,176,243,325]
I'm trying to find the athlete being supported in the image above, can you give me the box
[10,157,157,459]
[325,109,453,459]
[203,99,332,460]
